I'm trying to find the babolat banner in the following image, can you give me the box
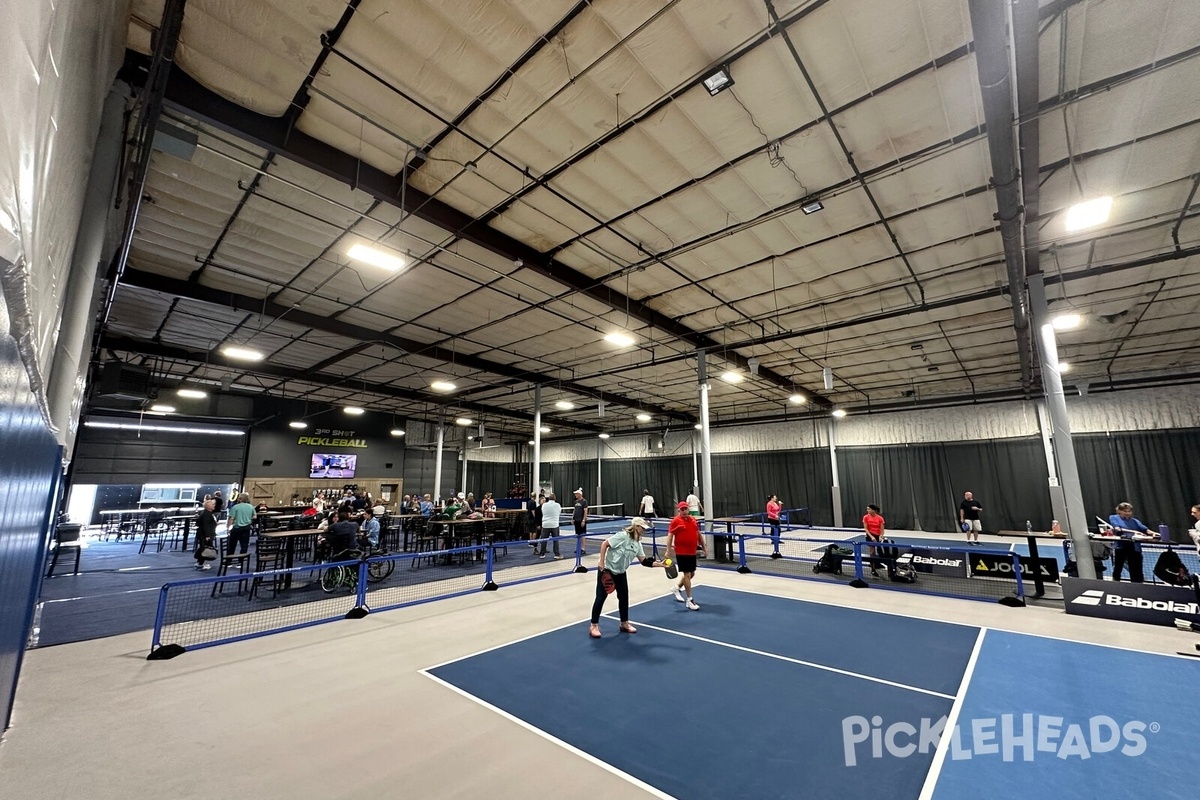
[969,552,1059,583]
[909,548,971,578]
[1062,577,1200,627]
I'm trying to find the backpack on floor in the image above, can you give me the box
[813,543,853,575]
[890,552,917,583]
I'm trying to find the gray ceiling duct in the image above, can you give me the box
[968,0,1034,396]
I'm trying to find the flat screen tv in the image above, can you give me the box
[309,453,357,479]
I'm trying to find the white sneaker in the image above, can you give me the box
[673,586,686,603]
[201,563,212,571]
[686,599,700,611]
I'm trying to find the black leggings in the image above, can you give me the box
[769,519,781,551]
[1112,546,1144,582]
[591,569,629,624]
[227,526,252,555]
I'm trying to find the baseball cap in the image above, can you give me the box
[677,500,689,510]
[456,492,465,499]
[629,516,648,529]
[574,487,583,494]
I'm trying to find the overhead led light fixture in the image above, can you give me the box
[800,197,824,215]
[636,413,652,422]
[222,345,263,362]
[702,65,734,96]
[84,421,244,436]
[149,404,175,413]
[555,400,576,410]
[430,380,457,393]
[1051,313,1082,331]
[289,421,307,430]
[344,407,365,416]
[390,428,405,437]
[720,371,743,384]
[603,331,635,347]
[176,388,207,399]
[789,394,807,405]
[527,439,535,445]
[1064,196,1112,232]
[455,417,473,426]
[348,243,407,271]
[832,409,848,418]
[1058,362,1071,373]
[598,433,610,439]
[539,426,551,434]
[694,423,702,430]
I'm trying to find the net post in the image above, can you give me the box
[849,542,869,588]
[999,551,1028,607]
[345,559,370,618]
[483,542,499,590]
[573,531,587,574]
[146,584,186,659]
[736,534,752,574]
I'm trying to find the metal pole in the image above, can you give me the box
[533,385,542,497]
[691,431,699,494]
[432,415,445,504]
[596,436,603,507]
[697,354,714,535]
[829,417,843,528]
[461,429,469,496]
[1028,273,1095,578]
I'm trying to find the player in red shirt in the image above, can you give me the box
[862,504,886,577]
[666,501,706,610]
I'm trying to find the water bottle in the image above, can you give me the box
[1158,523,1169,541]
[1026,520,1033,535]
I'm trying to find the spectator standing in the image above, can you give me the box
[538,493,563,559]
[194,497,217,570]
[863,504,886,577]
[686,490,703,519]
[528,494,543,548]
[212,490,225,518]
[959,491,983,545]
[766,494,783,557]
[666,501,706,610]
[1108,502,1149,582]
[572,488,589,555]
[225,492,255,556]
[482,493,496,518]
[1190,504,1200,560]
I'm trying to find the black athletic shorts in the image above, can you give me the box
[676,554,698,574]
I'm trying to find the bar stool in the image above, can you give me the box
[248,537,285,601]
[47,523,84,577]
[211,537,251,596]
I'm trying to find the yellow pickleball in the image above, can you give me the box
[664,558,672,566]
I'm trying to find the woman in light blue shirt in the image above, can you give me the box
[589,517,663,638]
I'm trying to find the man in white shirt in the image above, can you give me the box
[686,491,702,518]
[639,489,656,518]
[538,493,563,559]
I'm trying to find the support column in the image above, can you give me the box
[533,385,542,498]
[691,432,699,495]
[829,418,843,528]
[461,428,469,497]
[697,354,714,534]
[596,437,603,507]
[1028,274,1094,578]
[432,416,445,504]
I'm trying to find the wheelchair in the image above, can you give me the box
[319,548,363,594]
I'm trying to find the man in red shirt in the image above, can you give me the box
[666,501,706,610]
[863,504,886,578]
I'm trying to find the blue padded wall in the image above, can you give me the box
[0,323,63,730]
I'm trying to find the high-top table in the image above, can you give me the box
[259,527,320,589]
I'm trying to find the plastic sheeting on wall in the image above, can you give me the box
[0,0,127,429]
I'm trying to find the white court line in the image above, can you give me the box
[421,615,604,671]
[918,627,986,800]
[39,587,160,603]
[704,584,979,631]
[614,617,955,700]
[420,670,678,800]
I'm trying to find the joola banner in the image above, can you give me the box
[1062,577,1200,627]
[969,552,1059,583]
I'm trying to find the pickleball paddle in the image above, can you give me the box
[663,557,679,579]
[600,569,616,594]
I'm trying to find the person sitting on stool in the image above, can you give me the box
[1108,502,1149,582]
